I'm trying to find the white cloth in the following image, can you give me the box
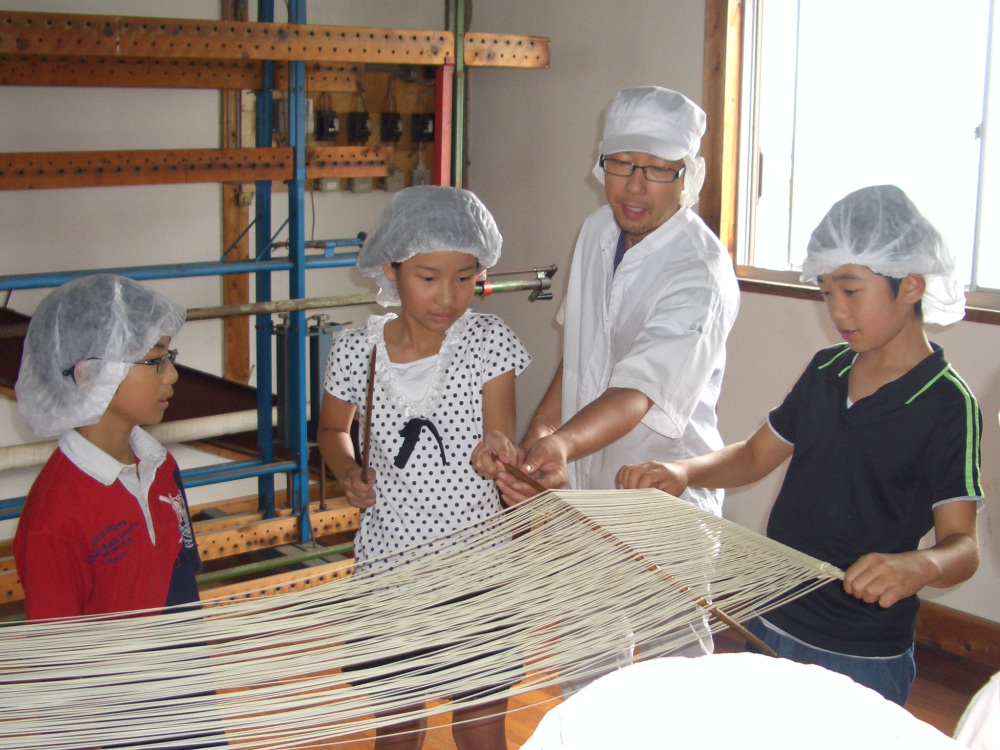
[524,654,962,750]
[324,311,530,575]
[59,427,168,543]
[954,671,1000,749]
[559,205,740,514]
[390,354,438,403]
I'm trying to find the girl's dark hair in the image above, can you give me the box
[884,275,923,321]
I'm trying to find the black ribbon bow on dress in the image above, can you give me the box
[393,418,449,469]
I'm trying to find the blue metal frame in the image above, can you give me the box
[255,0,278,519]
[284,0,312,543]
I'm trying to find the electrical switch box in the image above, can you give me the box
[380,112,403,143]
[314,178,341,192]
[350,176,374,193]
[384,169,406,192]
[315,111,340,141]
[348,112,373,143]
[411,164,431,187]
[411,113,435,143]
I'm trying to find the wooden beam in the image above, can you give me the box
[0,145,393,190]
[701,0,743,257]
[0,55,363,91]
[463,32,550,68]
[200,557,353,603]
[917,601,1000,670]
[0,12,456,65]
[195,504,358,562]
[0,502,360,605]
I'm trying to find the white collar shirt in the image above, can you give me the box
[59,427,169,543]
[558,205,740,513]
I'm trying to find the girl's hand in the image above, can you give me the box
[471,429,518,479]
[342,465,377,509]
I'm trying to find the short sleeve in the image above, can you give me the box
[476,315,531,384]
[924,379,984,504]
[323,328,368,407]
[767,364,812,446]
[608,273,735,437]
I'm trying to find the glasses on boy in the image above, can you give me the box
[61,349,179,379]
[134,349,179,374]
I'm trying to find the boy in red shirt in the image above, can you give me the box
[14,274,202,619]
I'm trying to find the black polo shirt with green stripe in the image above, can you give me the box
[764,343,982,657]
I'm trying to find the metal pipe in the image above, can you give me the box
[183,458,264,479]
[181,459,297,488]
[185,276,553,320]
[0,276,553,337]
[0,254,360,293]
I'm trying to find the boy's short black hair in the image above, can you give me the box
[884,275,924,321]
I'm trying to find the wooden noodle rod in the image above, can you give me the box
[361,345,377,480]
[499,457,779,657]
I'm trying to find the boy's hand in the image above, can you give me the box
[616,461,689,495]
[471,430,518,479]
[342,465,377,509]
[843,551,935,608]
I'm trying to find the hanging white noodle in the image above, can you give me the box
[0,489,843,749]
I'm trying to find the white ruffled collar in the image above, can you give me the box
[366,311,472,420]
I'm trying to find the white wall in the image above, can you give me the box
[466,0,707,435]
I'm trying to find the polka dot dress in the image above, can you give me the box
[324,311,530,574]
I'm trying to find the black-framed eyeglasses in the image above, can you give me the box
[600,155,685,183]
[134,349,179,374]
[61,350,178,380]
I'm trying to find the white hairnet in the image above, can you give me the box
[592,86,707,208]
[356,186,502,306]
[15,274,186,438]
[802,185,966,326]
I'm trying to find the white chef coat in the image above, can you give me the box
[559,204,739,515]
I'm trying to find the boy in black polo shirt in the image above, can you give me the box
[616,185,982,705]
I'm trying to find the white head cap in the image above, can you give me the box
[592,86,708,208]
[802,185,966,326]
[356,186,502,306]
[15,275,185,438]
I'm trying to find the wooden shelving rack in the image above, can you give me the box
[0,2,548,603]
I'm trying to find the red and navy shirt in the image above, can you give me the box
[15,441,201,620]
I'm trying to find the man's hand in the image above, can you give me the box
[616,461,689,496]
[496,433,570,506]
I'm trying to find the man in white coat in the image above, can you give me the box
[498,86,740,518]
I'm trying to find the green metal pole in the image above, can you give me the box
[196,541,355,584]
[450,0,467,187]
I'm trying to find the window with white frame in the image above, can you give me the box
[737,0,1000,311]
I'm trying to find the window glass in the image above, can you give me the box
[741,1,992,294]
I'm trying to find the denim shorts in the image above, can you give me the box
[745,618,916,706]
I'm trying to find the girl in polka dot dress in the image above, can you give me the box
[317,186,530,750]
